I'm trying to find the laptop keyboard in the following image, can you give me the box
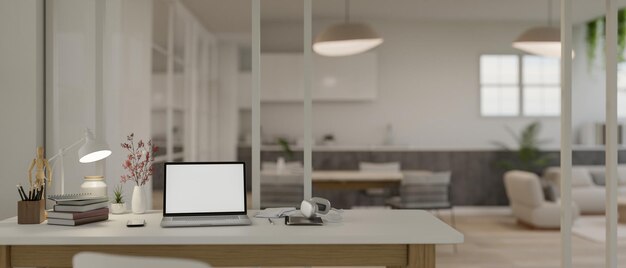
[172,215,241,221]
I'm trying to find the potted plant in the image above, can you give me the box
[322,134,336,146]
[494,121,553,175]
[276,137,294,160]
[110,184,126,214]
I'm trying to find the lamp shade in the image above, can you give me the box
[313,23,383,57]
[512,26,561,58]
[78,129,111,163]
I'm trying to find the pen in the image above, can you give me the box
[16,185,25,201]
[18,185,27,201]
[268,218,275,225]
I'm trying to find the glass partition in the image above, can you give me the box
[150,0,248,209]
[257,0,306,208]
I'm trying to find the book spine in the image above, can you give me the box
[47,214,109,226]
[55,198,108,206]
[54,202,108,212]
[48,208,109,220]
[74,214,109,226]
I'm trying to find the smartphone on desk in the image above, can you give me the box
[126,219,146,227]
[285,216,324,226]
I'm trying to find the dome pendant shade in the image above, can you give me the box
[313,23,383,57]
[512,26,561,58]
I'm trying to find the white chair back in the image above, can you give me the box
[262,161,304,173]
[399,171,451,208]
[359,162,401,172]
[504,170,544,208]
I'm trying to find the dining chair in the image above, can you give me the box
[73,252,211,268]
[261,161,304,208]
[357,162,401,206]
[385,170,457,253]
[261,173,304,208]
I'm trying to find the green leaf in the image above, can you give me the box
[587,19,598,67]
[585,9,626,66]
[493,121,552,173]
[619,9,626,62]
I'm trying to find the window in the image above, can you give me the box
[618,63,626,117]
[480,54,560,116]
[480,55,519,116]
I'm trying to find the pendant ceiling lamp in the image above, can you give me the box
[313,0,383,57]
[512,0,560,57]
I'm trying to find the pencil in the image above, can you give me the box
[16,185,25,201]
[18,185,27,201]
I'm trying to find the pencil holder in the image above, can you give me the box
[17,200,45,224]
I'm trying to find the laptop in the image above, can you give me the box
[160,162,252,227]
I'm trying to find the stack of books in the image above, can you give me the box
[47,194,109,226]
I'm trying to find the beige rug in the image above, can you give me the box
[572,216,626,243]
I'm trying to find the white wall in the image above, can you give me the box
[0,0,44,220]
[257,20,566,150]
[47,0,152,205]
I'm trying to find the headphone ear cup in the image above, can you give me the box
[310,197,331,215]
[300,200,317,218]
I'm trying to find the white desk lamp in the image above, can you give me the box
[48,129,112,194]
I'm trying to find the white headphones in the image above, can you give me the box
[300,197,332,218]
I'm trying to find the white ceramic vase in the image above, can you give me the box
[277,157,286,173]
[132,185,147,214]
[110,203,126,214]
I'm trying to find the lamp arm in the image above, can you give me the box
[48,137,86,162]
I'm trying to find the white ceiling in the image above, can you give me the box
[180,0,625,33]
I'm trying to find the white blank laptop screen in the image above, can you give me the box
[165,163,245,214]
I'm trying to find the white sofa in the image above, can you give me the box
[544,165,626,214]
[504,170,579,228]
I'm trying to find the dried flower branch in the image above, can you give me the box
[120,133,158,186]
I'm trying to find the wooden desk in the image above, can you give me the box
[0,210,462,268]
[261,170,404,190]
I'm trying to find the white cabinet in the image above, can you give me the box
[238,52,377,107]
[313,52,378,101]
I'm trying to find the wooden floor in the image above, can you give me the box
[435,207,626,268]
